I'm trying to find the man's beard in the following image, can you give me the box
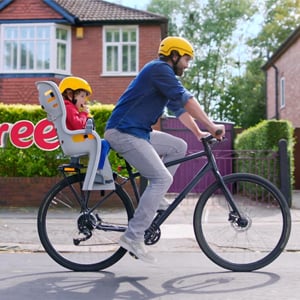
[174,65,184,76]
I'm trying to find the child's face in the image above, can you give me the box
[74,90,89,111]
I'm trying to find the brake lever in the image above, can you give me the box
[201,129,225,144]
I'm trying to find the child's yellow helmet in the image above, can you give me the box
[158,36,194,58]
[59,76,92,95]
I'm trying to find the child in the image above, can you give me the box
[58,76,111,184]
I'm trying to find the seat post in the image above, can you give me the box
[70,156,80,165]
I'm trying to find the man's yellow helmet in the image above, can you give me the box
[158,36,194,59]
[59,76,92,95]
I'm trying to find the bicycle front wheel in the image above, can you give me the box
[37,173,134,271]
[193,173,291,272]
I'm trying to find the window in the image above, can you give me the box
[103,26,138,75]
[0,23,70,74]
[280,77,285,108]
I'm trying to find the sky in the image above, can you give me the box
[105,0,150,10]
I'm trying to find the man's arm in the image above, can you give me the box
[178,97,225,140]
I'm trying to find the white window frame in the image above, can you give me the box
[280,77,285,108]
[0,23,71,74]
[102,25,139,76]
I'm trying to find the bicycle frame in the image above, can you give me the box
[38,134,291,272]
[117,136,242,233]
[57,136,242,235]
[153,138,242,232]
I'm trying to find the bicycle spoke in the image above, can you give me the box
[38,174,134,271]
[194,173,291,271]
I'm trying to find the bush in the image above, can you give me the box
[0,102,126,177]
[234,119,295,187]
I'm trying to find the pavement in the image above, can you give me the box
[0,192,300,254]
[1,193,300,300]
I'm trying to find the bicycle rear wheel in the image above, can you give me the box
[37,173,134,271]
[193,173,291,272]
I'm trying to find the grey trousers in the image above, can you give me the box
[104,128,187,241]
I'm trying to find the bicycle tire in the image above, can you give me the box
[37,173,135,271]
[193,173,291,272]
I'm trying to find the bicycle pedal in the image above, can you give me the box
[129,252,138,259]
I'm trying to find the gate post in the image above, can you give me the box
[279,139,291,207]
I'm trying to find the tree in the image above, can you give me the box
[181,0,256,117]
[219,58,266,127]
[148,0,257,120]
[147,0,300,128]
[248,0,300,58]
[226,0,300,128]
[147,0,181,35]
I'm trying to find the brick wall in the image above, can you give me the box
[0,1,166,207]
[62,24,162,104]
[266,67,276,120]
[266,38,300,128]
[0,176,141,208]
[0,77,61,105]
[0,177,60,207]
[0,0,61,19]
[70,25,134,104]
[0,1,163,105]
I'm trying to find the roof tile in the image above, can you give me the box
[53,0,167,23]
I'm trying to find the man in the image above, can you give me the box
[104,36,225,263]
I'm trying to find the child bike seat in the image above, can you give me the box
[35,81,115,191]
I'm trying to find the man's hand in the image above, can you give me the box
[211,124,225,140]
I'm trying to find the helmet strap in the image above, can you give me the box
[159,51,181,75]
[171,53,181,74]
[72,94,77,105]
[69,91,77,105]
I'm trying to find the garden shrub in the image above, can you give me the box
[234,119,295,188]
[0,102,126,177]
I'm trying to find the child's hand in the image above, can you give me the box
[80,104,90,114]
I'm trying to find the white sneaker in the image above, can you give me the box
[158,198,171,211]
[119,234,156,264]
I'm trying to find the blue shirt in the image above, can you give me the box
[105,59,193,140]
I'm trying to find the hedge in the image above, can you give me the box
[0,102,124,177]
[234,119,295,188]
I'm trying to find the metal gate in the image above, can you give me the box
[160,117,280,195]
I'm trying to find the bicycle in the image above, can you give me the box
[37,134,291,272]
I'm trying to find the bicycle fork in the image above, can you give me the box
[206,144,250,229]
[217,174,250,229]
[144,155,250,245]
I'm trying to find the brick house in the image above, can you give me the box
[262,26,300,189]
[0,0,168,105]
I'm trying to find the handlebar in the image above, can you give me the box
[201,129,224,144]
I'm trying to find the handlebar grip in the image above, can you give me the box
[201,129,224,144]
[215,129,223,136]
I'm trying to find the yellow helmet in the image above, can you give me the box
[158,36,194,58]
[59,76,92,95]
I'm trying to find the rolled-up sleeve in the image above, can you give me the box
[151,62,193,117]
[167,90,193,117]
